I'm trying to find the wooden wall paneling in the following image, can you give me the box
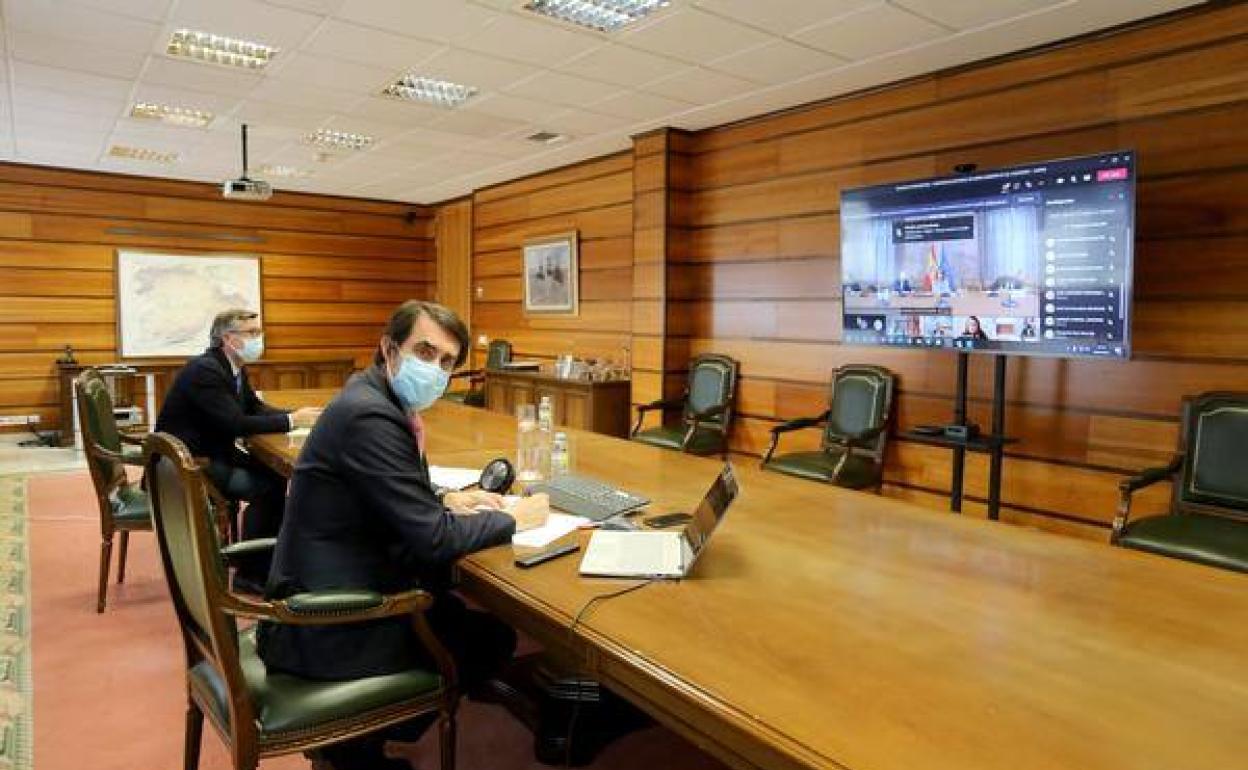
[435,197,474,329]
[675,6,1248,537]
[0,161,434,433]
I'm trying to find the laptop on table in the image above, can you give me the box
[579,464,739,579]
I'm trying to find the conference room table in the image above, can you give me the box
[253,390,1248,770]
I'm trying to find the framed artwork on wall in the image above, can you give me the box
[522,231,579,316]
[115,250,262,358]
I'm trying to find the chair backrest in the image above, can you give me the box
[1175,392,1248,516]
[682,354,739,429]
[143,432,255,740]
[823,365,896,459]
[485,340,512,370]
[75,369,130,533]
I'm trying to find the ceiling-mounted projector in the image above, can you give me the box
[222,123,272,201]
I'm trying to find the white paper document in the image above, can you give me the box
[512,512,589,549]
[430,466,481,490]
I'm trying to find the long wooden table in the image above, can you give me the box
[251,394,1248,770]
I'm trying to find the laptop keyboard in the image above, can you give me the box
[531,474,649,521]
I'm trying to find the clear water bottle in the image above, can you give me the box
[551,431,570,478]
[516,404,541,483]
[535,396,554,480]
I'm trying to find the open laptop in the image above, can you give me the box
[579,463,739,579]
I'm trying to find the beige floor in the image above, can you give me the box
[0,434,84,476]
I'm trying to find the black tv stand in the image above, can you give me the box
[900,352,1016,520]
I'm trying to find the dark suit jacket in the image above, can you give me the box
[257,365,516,680]
[155,347,289,464]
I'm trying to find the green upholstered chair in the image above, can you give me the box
[142,431,459,770]
[75,368,152,613]
[1112,391,1248,573]
[761,365,896,492]
[632,354,739,457]
[444,339,512,408]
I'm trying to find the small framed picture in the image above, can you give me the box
[523,231,579,316]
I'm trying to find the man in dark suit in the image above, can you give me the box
[155,308,319,590]
[258,300,546,770]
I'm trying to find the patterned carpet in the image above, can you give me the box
[0,476,32,770]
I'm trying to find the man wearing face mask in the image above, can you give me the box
[155,308,319,592]
[258,300,546,770]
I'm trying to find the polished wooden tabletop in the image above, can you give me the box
[250,393,1248,770]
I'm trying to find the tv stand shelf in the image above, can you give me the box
[910,352,1014,521]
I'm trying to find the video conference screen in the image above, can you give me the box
[840,151,1135,359]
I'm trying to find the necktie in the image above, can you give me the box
[408,413,427,456]
[235,373,243,395]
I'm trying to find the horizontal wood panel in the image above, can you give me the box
[474,153,632,204]
[263,277,429,303]
[468,327,631,361]
[474,300,632,332]
[474,204,632,252]
[669,258,839,299]
[0,267,115,297]
[475,170,633,228]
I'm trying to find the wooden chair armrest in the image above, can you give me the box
[119,432,146,446]
[632,395,686,437]
[1112,455,1183,543]
[87,443,145,467]
[762,412,829,467]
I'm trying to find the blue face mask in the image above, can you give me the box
[390,354,449,412]
[237,335,264,363]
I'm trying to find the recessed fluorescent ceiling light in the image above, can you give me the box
[257,164,312,179]
[108,145,178,164]
[303,128,374,151]
[523,0,670,32]
[166,29,277,70]
[382,75,479,107]
[129,102,214,128]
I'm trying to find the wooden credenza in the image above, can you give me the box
[484,368,631,438]
[56,356,356,446]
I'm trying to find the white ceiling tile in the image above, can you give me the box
[503,71,620,109]
[893,0,1065,31]
[12,85,125,118]
[709,39,846,84]
[233,99,331,131]
[470,93,569,123]
[15,138,102,165]
[107,123,201,152]
[262,0,347,14]
[619,8,774,64]
[245,78,362,113]
[13,120,109,149]
[15,104,118,133]
[337,0,499,44]
[348,96,447,127]
[792,2,951,60]
[9,31,150,80]
[6,0,163,48]
[459,13,601,67]
[559,44,685,88]
[542,107,622,135]
[266,51,395,94]
[587,89,692,122]
[639,66,756,104]
[11,62,133,100]
[426,109,528,139]
[168,0,325,52]
[386,126,479,152]
[693,0,876,36]
[141,56,264,96]
[416,48,539,91]
[301,20,442,72]
[71,0,174,22]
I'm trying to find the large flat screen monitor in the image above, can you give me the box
[840,150,1135,359]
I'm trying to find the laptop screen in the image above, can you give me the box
[682,463,739,569]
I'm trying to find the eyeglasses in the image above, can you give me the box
[411,339,458,373]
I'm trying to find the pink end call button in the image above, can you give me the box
[1097,167,1129,182]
